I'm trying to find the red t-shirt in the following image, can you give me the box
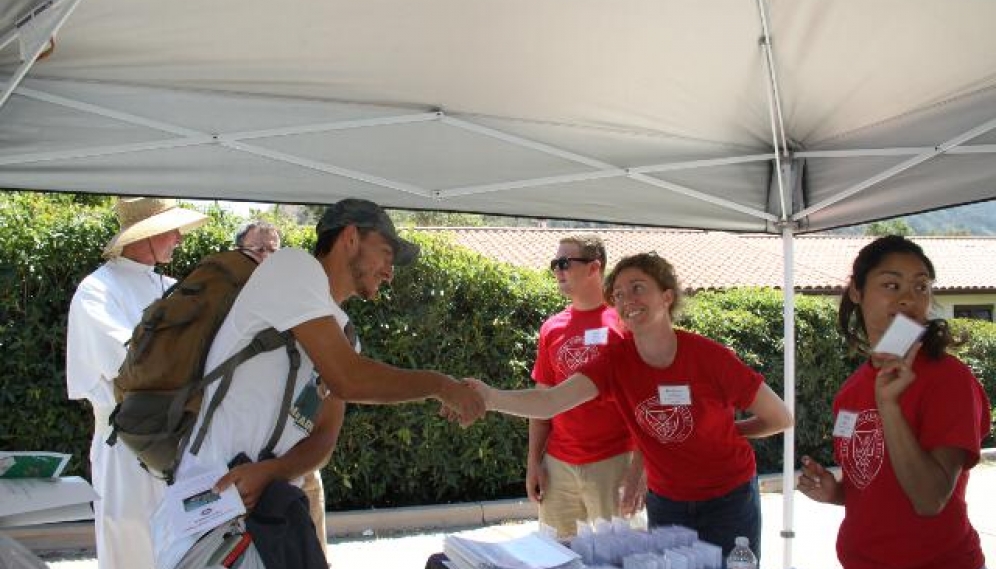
[532,305,633,464]
[580,330,764,501]
[833,354,989,569]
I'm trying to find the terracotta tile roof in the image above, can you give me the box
[413,228,996,293]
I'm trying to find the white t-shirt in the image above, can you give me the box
[176,247,348,478]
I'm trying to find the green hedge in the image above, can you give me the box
[2,191,993,511]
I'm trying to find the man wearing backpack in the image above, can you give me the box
[66,197,209,569]
[157,198,486,567]
[233,218,341,558]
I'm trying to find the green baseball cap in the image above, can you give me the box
[316,198,419,266]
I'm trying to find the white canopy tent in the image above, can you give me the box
[3,1,996,566]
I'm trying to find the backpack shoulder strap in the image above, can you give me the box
[185,328,296,458]
[258,332,301,461]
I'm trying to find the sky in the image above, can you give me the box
[189,199,272,217]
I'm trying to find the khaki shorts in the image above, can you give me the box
[301,470,327,558]
[538,452,633,538]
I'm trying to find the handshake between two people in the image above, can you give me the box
[437,377,493,427]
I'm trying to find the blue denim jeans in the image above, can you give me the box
[645,476,761,565]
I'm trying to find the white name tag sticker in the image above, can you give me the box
[873,313,926,357]
[833,410,858,438]
[658,385,692,406]
[584,327,609,346]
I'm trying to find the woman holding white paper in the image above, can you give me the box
[469,252,793,561]
[798,235,990,569]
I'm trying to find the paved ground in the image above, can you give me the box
[40,463,996,569]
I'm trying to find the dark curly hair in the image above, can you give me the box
[838,235,956,359]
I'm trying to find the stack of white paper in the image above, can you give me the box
[444,532,582,569]
[0,452,97,528]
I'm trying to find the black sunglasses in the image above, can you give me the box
[549,257,595,272]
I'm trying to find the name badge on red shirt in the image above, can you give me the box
[658,385,692,406]
[833,410,858,438]
[584,327,609,346]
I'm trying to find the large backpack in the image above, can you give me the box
[107,250,300,483]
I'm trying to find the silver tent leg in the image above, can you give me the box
[781,225,797,569]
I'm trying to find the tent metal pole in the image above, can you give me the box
[0,0,83,113]
[0,27,19,52]
[0,137,215,166]
[756,0,791,221]
[16,86,204,136]
[757,1,796,565]
[780,226,797,569]
[219,112,442,141]
[441,115,616,170]
[798,145,996,158]
[439,170,626,198]
[442,115,780,222]
[442,153,775,197]
[221,141,430,197]
[631,153,775,174]
[794,114,996,221]
[629,173,778,222]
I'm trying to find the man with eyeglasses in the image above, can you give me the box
[235,220,281,263]
[529,235,645,538]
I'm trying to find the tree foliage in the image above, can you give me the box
[2,190,993,510]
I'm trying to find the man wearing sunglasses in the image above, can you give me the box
[529,235,645,538]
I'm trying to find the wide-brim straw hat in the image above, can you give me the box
[103,197,209,258]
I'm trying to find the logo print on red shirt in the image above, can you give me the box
[837,410,884,490]
[635,396,693,444]
[555,335,602,377]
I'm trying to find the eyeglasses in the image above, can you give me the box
[549,257,595,272]
[240,245,279,256]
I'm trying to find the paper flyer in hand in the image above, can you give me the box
[165,468,246,540]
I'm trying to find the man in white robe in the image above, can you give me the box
[67,197,208,569]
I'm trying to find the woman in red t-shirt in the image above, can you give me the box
[470,252,794,561]
[798,235,990,569]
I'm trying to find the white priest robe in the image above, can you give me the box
[66,257,173,569]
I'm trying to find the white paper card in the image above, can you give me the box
[833,410,858,438]
[658,385,692,406]
[163,468,245,540]
[873,313,925,357]
[584,327,609,346]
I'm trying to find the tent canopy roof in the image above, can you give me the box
[2,0,995,231]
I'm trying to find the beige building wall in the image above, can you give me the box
[934,293,996,322]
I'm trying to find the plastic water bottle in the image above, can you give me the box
[726,536,757,569]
